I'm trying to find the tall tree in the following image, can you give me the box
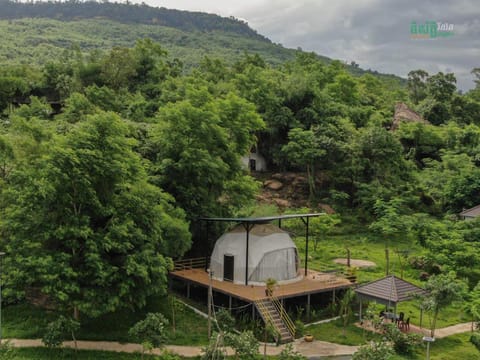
[150,86,264,222]
[418,272,466,337]
[407,69,429,104]
[1,112,191,318]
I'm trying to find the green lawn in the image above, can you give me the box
[391,332,480,359]
[290,219,469,329]
[3,295,209,346]
[305,319,380,346]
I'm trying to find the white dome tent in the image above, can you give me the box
[210,223,301,285]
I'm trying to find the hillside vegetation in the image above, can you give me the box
[1,2,480,358]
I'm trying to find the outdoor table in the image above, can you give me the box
[384,312,399,322]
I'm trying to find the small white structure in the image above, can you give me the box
[460,205,480,220]
[210,223,301,285]
[241,146,267,172]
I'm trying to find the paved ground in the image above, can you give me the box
[6,321,473,358]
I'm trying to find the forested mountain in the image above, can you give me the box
[0,0,265,39]
[0,0,403,83]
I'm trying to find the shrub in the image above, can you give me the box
[224,330,259,360]
[128,313,169,359]
[278,343,307,360]
[352,341,394,360]
[471,332,480,351]
[383,323,421,355]
[295,319,305,337]
[216,308,235,332]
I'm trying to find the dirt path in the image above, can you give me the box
[6,322,472,357]
[333,258,376,268]
[7,338,358,358]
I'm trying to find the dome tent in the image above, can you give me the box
[210,223,300,285]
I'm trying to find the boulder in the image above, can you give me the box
[264,179,283,191]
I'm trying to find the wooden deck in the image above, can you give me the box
[170,268,352,302]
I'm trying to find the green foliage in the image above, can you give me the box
[1,112,190,316]
[201,332,227,360]
[0,341,15,360]
[42,316,80,349]
[339,288,356,336]
[418,272,467,337]
[295,319,305,337]
[278,343,307,360]
[215,309,235,333]
[382,323,422,355]
[128,313,169,355]
[352,341,395,360]
[470,332,480,352]
[224,330,259,360]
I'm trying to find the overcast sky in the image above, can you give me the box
[139,0,479,91]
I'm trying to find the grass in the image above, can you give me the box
[287,217,470,330]
[305,319,380,346]
[3,295,209,346]
[2,346,188,359]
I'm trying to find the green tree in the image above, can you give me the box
[151,87,263,224]
[339,288,355,337]
[224,330,259,360]
[407,69,429,104]
[282,127,325,198]
[418,272,467,337]
[1,112,191,318]
[465,281,480,331]
[128,313,169,359]
[42,315,80,354]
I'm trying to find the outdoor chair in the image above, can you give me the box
[396,312,405,325]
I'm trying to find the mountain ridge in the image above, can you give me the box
[0,0,405,85]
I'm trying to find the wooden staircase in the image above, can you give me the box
[254,298,295,343]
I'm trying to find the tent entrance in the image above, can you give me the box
[224,254,234,282]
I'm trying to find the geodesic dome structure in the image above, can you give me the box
[210,223,300,285]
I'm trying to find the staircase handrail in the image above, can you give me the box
[270,296,296,338]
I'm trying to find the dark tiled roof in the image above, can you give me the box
[355,275,425,304]
[460,205,480,218]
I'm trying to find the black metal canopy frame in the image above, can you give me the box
[199,214,325,286]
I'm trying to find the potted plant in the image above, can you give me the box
[265,278,277,297]
[304,334,314,342]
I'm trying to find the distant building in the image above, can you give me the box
[460,205,480,220]
[241,145,267,172]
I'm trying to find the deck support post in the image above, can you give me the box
[307,294,311,321]
[229,296,232,313]
[186,282,190,299]
[243,223,253,286]
[300,216,310,277]
[359,298,363,321]
[252,303,255,321]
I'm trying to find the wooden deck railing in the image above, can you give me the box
[173,257,209,271]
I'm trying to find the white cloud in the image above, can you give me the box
[135,0,480,90]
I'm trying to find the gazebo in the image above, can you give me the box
[355,275,426,321]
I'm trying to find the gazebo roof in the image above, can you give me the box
[355,275,425,305]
